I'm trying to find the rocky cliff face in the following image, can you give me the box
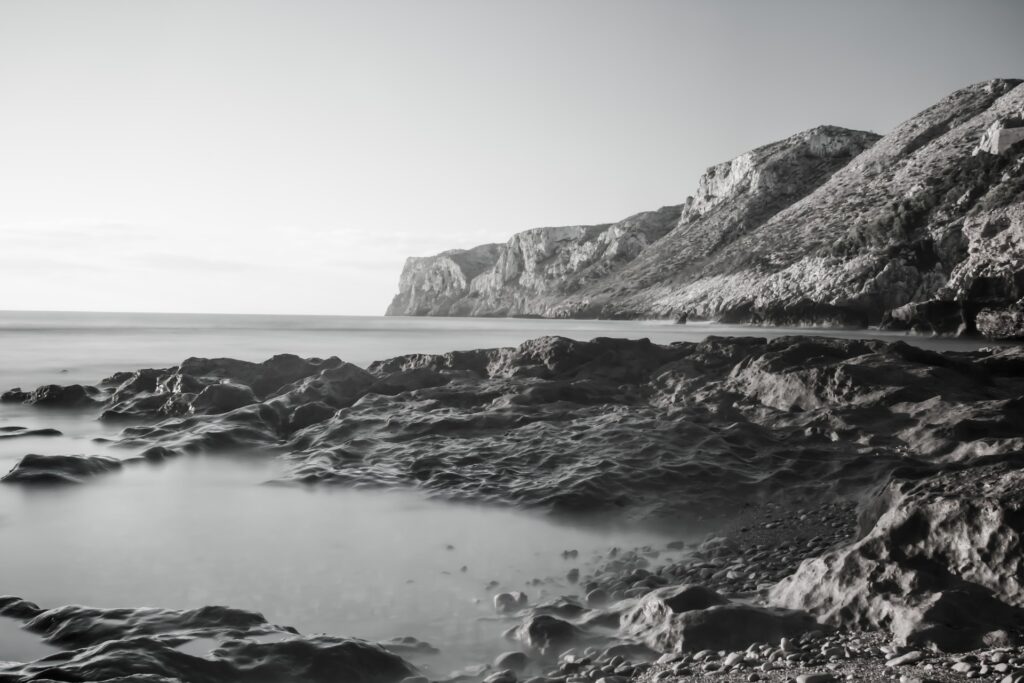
[387,79,1024,337]
[386,206,682,316]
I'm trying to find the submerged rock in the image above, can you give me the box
[1,453,122,485]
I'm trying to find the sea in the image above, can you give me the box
[0,310,1005,671]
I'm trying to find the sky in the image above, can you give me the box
[0,0,1022,316]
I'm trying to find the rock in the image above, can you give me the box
[771,456,1024,652]
[621,585,821,652]
[512,614,583,654]
[585,588,609,608]
[886,651,925,667]
[494,651,530,671]
[1,387,29,402]
[0,596,416,683]
[796,674,836,683]
[0,427,62,439]
[190,382,259,415]
[881,300,966,335]
[494,591,529,613]
[273,363,377,409]
[25,383,98,407]
[483,670,518,683]
[385,79,1024,333]
[976,306,1024,340]
[1,453,122,485]
[288,401,336,431]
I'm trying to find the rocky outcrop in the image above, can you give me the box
[386,206,683,317]
[388,79,1024,337]
[621,586,821,653]
[1,453,123,484]
[1,383,101,407]
[16,335,1024,519]
[770,455,1024,652]
[0,596,417,683]
[386,243,503,316]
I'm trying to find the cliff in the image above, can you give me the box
[387,79,1024,336]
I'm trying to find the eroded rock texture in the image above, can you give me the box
[388,79,1024,338]
[0,596,416,683]
[8,334,1024,655]
[10,335,1023,522]
[771,455,1024,652]
[1,453,122,485]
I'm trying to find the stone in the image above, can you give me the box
[512,615,583,654]
[494,592,529,614]
[622,586,821,652]
[1,453,122,485]
[495,651,530,672]
[190,382,258,415]
[771,457,1024,652]
[25,383,97,407]
[887,651,925,667]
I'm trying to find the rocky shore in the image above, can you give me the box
[387,79,1024,340]
[3,333,1024,682]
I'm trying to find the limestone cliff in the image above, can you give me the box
[387,79,1024,336]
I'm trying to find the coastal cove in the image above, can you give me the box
[1,310,1022,682]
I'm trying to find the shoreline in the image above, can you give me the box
[2,332,1024,682]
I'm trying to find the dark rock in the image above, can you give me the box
[1,453,122,484]
[272,363,376,409]
[512,614,583,654]
[190,382,259,415]
[25,383,98,407]
[1,387,29,402]
[288,401,337,431]
[2,597,416,683]
[881,300,968,335]
[622,585,819,652]
[0,427,62,439]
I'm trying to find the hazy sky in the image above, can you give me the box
[1,0,1022,315]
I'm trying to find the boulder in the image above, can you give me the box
[771,456,1024,651]
[621,585,819,652]
[511,614,583,654]
[1,387,29,402]
[25,383,98,407]
[494,592,529,614]
[976,306,1024,340]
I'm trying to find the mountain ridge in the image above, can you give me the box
[387,79,1024,338]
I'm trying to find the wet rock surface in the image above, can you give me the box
[5,333,1024,681]
[0,597,417,683]
[1,453,123,484]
